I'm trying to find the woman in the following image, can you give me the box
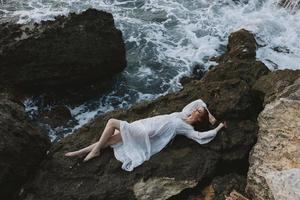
[65,99,227,171]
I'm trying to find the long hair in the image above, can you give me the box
[191,108,210,132]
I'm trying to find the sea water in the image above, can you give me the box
[1,0,299,141]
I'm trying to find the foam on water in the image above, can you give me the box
[1,0,299,140]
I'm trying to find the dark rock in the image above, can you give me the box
[22,29,269,200]
[179,76,195,86]
[191,79,261,120]
[0,8,126,104]
[0,93,51,200]
[202,60,270,87]
[192,64,206,79]
[217,29,257,63]
[252,69,300,106]
[40,105,73,128]
[204,119,258,161]
[179,64,207,86]
[227,29,256,59]
[211,173,247,200]
[183,173,247,200]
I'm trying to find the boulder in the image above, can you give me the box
[0,8,126,104]
[0,93,51,200]
[40,105,73,128]
[217,29,257,63]
[22,29,269,200]
[246,77,300,200]
[252,69,300,106]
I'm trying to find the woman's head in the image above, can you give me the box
[190,107,210,131]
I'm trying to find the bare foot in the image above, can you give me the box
[83,150,100,162]
[65,151,79,157]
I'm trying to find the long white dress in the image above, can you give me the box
[110,99,219,171]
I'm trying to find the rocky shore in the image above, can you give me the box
[18,28,297,200]
[0,8,299,200]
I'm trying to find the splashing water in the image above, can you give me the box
[1,0,299,141]
[279,0,300,11]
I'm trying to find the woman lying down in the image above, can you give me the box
[65,98,227,171]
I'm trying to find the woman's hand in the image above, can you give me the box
[220,121,228,129]
[214,121,228,132]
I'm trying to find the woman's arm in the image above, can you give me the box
[183,123,225,144]
[206,109,217,125]
[182,99,217,125]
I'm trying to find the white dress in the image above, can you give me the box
[110,99,219,171]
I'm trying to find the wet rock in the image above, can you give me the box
[22,29,269,200]
[227,29,256,59]
[246,78,300,200]
[0,93,51,200]
[192,64,206,79]
[0,8,126,104]
[218,29,257,63]
[179,64,207,86]
[40,105,72,128]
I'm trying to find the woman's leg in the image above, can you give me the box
[65,129,122,158]
[65,143,97,157]
[103,131,122,148]
[83,118,121,161]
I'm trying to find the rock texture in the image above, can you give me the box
[133,177,197,200]
[252,69,300,106]
[0,93,51,200]
[210,173,247,200]
[220,29,257,62]
[246,74,300,200]
[40,105,73,128]
[21,29,269,200]
[265,168,300,200]
[0,8,126,103]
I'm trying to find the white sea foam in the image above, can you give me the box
[69,102,114,132]
[23,98,39,119]
[2,0,299,140]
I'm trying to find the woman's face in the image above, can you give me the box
[190,106,206,122]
